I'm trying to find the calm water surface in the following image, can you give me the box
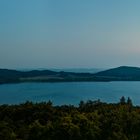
[0,82,140,105]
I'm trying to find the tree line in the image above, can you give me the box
[0,97,140,140]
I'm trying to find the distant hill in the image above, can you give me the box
[1,66,140,84]
[94,66,140,81]
[50,68,103,73]
[0,68,95,84]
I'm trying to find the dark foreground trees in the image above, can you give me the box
[0,97,140,140]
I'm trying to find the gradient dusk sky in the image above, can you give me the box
[0,0,140,69]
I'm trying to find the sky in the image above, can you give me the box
[0,0,140,69]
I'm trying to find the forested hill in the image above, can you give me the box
[0,68,94,84]
[1,66,140,84]
[94,66,140,81]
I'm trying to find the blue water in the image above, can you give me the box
[0,82,139,105]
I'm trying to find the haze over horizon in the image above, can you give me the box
[1,0,140,69]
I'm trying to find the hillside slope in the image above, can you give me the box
[94,66,140,80]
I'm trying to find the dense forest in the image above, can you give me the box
[0,97,140,140]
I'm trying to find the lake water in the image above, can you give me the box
[0,82,140,105]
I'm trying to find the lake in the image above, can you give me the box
[0,82,140,105]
